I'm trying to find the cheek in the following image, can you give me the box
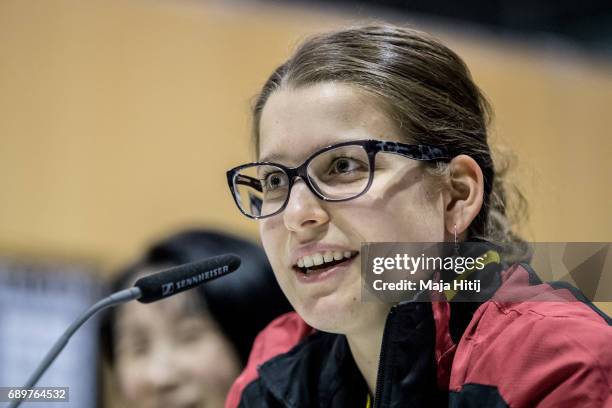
[259,218,287,275]
[179,334,240,390]
[259,218,281,259]
[259,217,301,306]
[116,359,147,402]
[338,181,445,242]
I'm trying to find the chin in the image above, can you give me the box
[296,291,361,334]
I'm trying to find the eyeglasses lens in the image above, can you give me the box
[233,145,371,218]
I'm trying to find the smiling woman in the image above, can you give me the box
[255,83,454,335]
[100,229,292,408]
[225,24,612,408]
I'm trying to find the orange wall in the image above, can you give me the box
[1,2,610,405]
[1,0,610,271]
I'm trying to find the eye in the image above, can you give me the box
[130,340,149,356]
[261,171,288,191]
[176,326,205,343]
[329,157,363,174]
[117,335,150,358]
[174,319,211,344]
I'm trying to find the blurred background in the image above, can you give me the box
[0,0,611,407]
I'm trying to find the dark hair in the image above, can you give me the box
[100,229,292,366]
[252,23,528,257]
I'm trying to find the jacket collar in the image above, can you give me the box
[257,301,447,407]
[258,240,505,407]
[258,331,367,408]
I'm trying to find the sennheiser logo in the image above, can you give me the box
[161,282,175,296]
[175,265,229,290]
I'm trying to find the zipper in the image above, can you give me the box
[373,304,398,408]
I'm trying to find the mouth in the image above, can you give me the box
[292,250,359,281]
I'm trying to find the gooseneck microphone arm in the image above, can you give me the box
[8,254,241,408]
[7,287,142,408]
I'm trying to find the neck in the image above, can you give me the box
[345,310,389,396]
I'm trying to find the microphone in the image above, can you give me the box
[135,253,241,303]
[8,254,241,408]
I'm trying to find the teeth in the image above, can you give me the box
[296,250,356,269]
[303,256,314,268]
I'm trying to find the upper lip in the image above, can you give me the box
[289,243,358,267]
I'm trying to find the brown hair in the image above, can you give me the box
[252,24,528,256]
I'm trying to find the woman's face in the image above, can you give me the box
[114,285,240,408]
[258,82,447,335]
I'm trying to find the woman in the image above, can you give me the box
[225,24,612,407]
[101,229,292,408]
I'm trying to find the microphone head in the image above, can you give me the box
[133,253,241,303]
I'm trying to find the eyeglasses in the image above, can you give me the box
[226,139,450,219]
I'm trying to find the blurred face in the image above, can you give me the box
[258,82,447,335]
[114,283,240,408]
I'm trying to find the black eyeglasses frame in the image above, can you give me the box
[226,139,450,220]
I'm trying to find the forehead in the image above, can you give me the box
[258,82,401,165]
[116,267,206,330]
[116,291,204,328]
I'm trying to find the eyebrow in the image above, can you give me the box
[259,139,345,164]
[258,152,286,163]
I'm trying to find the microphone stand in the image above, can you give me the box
[7,287,142,408]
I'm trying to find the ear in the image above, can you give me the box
[443,155,484,237]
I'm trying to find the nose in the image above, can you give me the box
[283,179,330,236]
[143,347,181,394]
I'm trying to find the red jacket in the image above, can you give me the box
[227,262,612,407]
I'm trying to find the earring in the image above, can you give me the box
[454,224,459,256]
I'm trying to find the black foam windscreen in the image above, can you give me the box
[133,254,241,303]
